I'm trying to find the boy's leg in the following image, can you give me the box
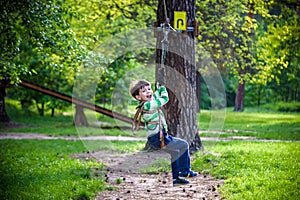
[164,137,191,179]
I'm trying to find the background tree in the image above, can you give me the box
[66,0,158,125]
[253,0,299,103]
[0,0,83,123]
[195,0,287,111]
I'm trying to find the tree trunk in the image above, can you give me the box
[156,0,203,152]
[0,87,11,123]
[234,79,245,112]
[257,86,261,108]
[34,98,44,116]
[51,108,54,117]
[74,105,89,127]
[234,4,254,112]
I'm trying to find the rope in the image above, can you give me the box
[158,108,166,148]
[160,0,176,86]
[163,0,168,22]
[160,26,169,85]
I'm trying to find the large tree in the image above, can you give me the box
[156,0,203,152]
[254,0,300,102]
[198,0,299,111]
[0,0,83,123]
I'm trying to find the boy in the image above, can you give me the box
[129,79,197,185]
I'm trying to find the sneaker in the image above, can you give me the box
[179,170,198,178]
[173,178,189,185]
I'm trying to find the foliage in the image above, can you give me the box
[196,0,298,85]
[0,0,84,84]
[254,1,300,85]
[2,0,298,116]
[67,0,156,49]
[0,0,85,118]
[193,141,300,200]
[69,0,157,110]
[196,0,260,79]
[196,0,299,109]
[260,101,300,112]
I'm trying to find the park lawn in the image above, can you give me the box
[2,100,300,141]
[1,100,145,137]
[0,139,298,200]
[1,100,299,199]
[0,139,145,200]
[198,109,300,141]
[193,140,300,200]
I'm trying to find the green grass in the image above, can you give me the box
[3,101,299,141]
[2,100,146,137]
[193,141,300,200]
[0,139,145,200]
[1,100,300,199]
[198,109,300,140]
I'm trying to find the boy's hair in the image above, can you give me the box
[129,79,151,98]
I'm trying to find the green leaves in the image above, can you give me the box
[0,0,84,84]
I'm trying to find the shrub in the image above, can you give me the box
[261,101,300,112]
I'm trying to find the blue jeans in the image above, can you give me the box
[147,130,191,179]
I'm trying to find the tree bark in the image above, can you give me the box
[234,78,245,112]
[156,0,203,152]
[74,105,89,127]
[51,108,55,117]
[0,87,11,123]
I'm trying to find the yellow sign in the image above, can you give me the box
[174,11,186,31]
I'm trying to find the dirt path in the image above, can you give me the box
[74,150,224,200]
[0,132,293,143]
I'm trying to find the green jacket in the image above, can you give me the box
[142,86,169,136]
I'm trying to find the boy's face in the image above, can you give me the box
[135,85,153,102]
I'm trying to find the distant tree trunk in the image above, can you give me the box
[0,87,11,123]
[156,0,203,153]
[234,77,245,112]
[51,108,55,117]
[234,3,254,112]
[35,99,44,116]
[257,86,261,108]
[74,105,88,127]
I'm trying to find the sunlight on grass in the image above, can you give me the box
[0,139,145,200]
[198,110,300,140]
[2,99,300,199]
[193,141,300,200]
